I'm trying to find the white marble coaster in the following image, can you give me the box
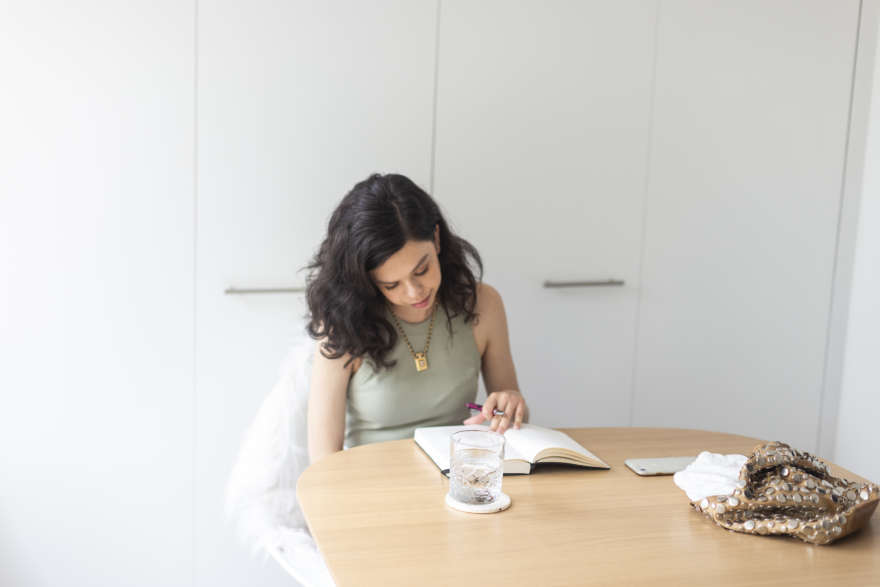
[445,492,511,514]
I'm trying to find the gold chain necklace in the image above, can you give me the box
[389,303,436,372]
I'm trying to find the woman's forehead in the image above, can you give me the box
[371,240,434,282]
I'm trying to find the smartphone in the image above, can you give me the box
[624,456,696,476]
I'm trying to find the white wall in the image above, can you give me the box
[835,3,880,484]
[1,1,878,586]
[0,3,194,586]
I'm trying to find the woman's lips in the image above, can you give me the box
[412,292,432,308]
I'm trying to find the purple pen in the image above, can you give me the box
[466,402,504,416]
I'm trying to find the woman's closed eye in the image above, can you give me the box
[382,264,429,290]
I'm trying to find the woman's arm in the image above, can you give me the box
[466,283,529,433]
[306,340,353,464]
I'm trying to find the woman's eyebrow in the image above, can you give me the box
[375,254,429,284]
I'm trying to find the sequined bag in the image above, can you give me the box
[694,441,879,544]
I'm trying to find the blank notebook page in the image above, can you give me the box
[502,424,601,462]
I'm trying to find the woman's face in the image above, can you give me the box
[371,230,441,321]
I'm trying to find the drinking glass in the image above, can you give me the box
[448,429,505,504]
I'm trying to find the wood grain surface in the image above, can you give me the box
[297,428,879,586]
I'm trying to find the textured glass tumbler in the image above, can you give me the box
[448,430,505,505]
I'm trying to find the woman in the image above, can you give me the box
[305,173,529,463]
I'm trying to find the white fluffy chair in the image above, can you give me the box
[225,339,335,587]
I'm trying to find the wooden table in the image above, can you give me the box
[297,428,880,586]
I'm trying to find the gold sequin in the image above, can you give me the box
[690,441,879,545]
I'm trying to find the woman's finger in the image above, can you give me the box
[497,412,512,434]
[463,413,485,425]
[514,402,524,429]
[493,394,510,433]
[482,395,498,421]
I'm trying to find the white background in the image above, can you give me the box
[2,1,878,586]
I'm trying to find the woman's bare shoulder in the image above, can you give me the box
[475,282,504,317]
[472,282,507,352]
[312,338,361,374]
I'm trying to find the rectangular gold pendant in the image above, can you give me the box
[414,352,428,372]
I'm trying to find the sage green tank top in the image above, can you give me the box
[345,304,480,447]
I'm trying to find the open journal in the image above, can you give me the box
[414,423,610,475]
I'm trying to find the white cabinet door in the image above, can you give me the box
[433,0,658,426]
[0,3,194,586]
[196,1,437,585]
[633,0,860,452]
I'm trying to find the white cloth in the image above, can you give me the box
[269,528,335,587]
[225,339,335,587]
[673,451,749,502]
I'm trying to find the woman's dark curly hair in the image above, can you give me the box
[305,173,482,369]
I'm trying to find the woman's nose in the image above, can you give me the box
[405,280,423,299]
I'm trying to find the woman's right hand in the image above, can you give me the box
[462,390,528,434]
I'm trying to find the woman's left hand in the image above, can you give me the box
[462,390,528,434]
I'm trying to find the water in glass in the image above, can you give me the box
[449,447,503,504]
